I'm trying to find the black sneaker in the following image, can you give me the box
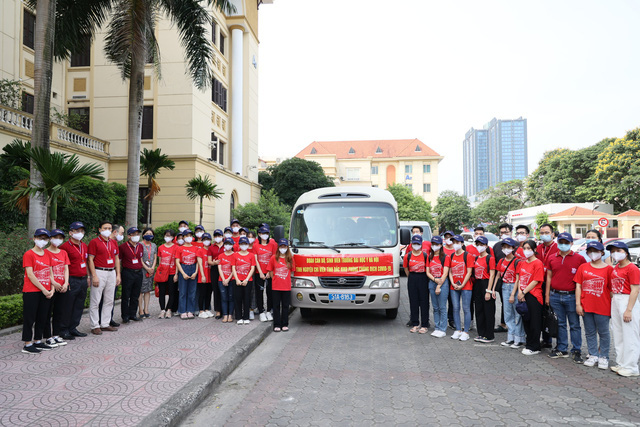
[406,321,412,327]
[500,340,515,347]
[22,345,41,354]
[54,337,68,346]
[572,352,584,364]
[548,350,569,359]
[61,334,76,341]
[110,320,120,327]
[34,342,54,351]
[70,329,87,337]
[45,338,59,348]
[478,337,494,343]
[541,341,553,349]
[494,325,508,333]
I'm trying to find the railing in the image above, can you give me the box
[54,124,108,154]
[0,105,33,131]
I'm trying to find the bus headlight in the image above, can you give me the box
[293,278,315,288]
[370,278,399,289]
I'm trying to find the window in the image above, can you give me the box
[210,132,218,162]
[423,183,431,193]
[405,183,412,190]
[348,147,355,155]
[405,164,412,174]
[70,36,91,67]
[23,10,35,49]
[310,147,317,154]
[375,146,382,154]
[633,225,640,239]
[68,107,90,134]
[218,141,225,165]
[21,92,34,114]
[371,166,378,175]
[212,21,217,44]
[220,33,225,55]
[141,106,153,140]
[423,164,431,173]
[415,144,421,152]
[229,191,236,219]
[575,224,588,239]
[346,168,360,181]
[212,77,227,111]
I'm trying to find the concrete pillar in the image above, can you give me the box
[231,27,244,175]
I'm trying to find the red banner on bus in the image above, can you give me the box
[293,253,394,276]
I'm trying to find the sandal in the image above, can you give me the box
[410,326,419,333]
[274,327,281,332]
[282,327,289,332]
[187,312,194,319]
[418,327,428,334]
[180,313,187,320]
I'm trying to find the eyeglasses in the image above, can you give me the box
[516,232,528,235]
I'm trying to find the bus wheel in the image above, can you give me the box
[385,308,398,320]
[300,308,312,318]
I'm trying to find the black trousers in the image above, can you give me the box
[121,268,143,321]
[541,287,552,345]
[473,279,495,340]
[448,292,454,324]
[495,279,506,325]
[157,279,177,311]
[266,278,273,312]
[407,273,430,327]
[66,276,88,333]
[172,281,179,312]
[50,291,68,336]
[198,281,213,311]
[524,293,543,351]
[22,292,51,342]
[272,290,290,328]
[234,282,252,320]
[210,266,221,313]
[254,275,267,313]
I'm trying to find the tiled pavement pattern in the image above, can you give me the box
[185,278,640,426]
[0,305,261,427]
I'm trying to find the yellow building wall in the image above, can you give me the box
[619,218,640,238]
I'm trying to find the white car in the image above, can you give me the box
[461,232,500,248]
[398,221,433,274]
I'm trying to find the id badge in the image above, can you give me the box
[80,263,86,268]
[107,259,114,265]
[132,259,139,264]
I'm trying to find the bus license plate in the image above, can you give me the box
[329,294,355,301]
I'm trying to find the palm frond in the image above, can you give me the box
[185,174,223,201]
[140,148,176,178]
[0,139,31,173]
[204,0,236,15]
[104,0,151,80]
[145,177,161,201]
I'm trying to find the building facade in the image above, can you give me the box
[294,139,443,206]
[0,0,269,229]
[463,117,528,198]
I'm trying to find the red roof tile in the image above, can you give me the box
[617,209,640,217]
[295,139,441,159]
[550,206,613,218]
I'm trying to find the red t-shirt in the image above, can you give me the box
[218,252,235,281]
[536,242,558,270]
[545,251,586,292]
[449,252,475,290]
[234,252,256,281]
[176,245,199,265]
[254,242,276,274]
[197,247,211,283]
[421,241,432,254]
[611,263,640,295]
[88,237,119,269]
[157,244,177,275]
[267,255,295,291]
[467,245,494,258]
[59,240,88,277]
[119,242,143,270]
[47,249,70,285]
[428,253,451,279]
[208,243,224,262]
[403,251,427,273]
[23,249,51,292]
[515,247,528,261]
[474,255,496,280]
[443,247,455,256]
[517,258,545,305]
[574,263,613,316]
[497,257,520,284]
[192,241,204,249]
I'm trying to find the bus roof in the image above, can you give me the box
[293,186,398,209]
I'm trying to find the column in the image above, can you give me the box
[231,27,244,175]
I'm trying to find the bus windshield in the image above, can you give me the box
[290,202,398,248]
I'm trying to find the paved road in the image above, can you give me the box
[183,277,640,426]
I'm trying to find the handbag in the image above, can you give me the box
[154,283,159,298]
[515,300,530,321]
[543,305,559,338]
[155,265,170,283]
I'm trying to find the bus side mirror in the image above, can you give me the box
[400,228,411,245]
[273,225,285,241]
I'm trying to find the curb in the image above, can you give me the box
[142,320,273,427]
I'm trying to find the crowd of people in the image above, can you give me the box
[20,218,295,355]
[403,223,640,377]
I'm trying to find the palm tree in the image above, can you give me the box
[185,175,223,225]
[103,0,234,228]
[6,147,105,228]
[140,147,175,226]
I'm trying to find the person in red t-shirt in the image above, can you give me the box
[157,229,178,318]
[497,237,525,348]
[267,238,295,332]
[472,236,496,343]
[466,227,495,258]
[21,228,57,354]
[176,229,199,319]
[426,236,451,337]
[233,236,256,324]
[607,240,640,376]
[197,233,214,318]
[410,225,432,254]
[46,229,70,347]
[575,241,613,369]
[404,235,429,334]
[516,240,545,355]
[448,235,475,341]
[514,225,530,261]
[254,226,276,322]
[217,238,236,322]
[208,229,225,319]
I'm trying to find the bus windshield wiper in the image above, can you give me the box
[295,241,341,253]
[333,242,384,252]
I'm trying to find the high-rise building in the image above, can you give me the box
[463,117,527,198]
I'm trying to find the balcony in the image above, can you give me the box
[0,104,110,158]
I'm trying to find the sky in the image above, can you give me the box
[256,0,640,194]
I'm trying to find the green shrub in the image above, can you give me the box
[0,294,23,329]
[232,189,291,233]
[0,229,37,296]
[152,221,197,246]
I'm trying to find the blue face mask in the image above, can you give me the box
[558,243,571,252]
[585,239,597,244]
[143,235,154,241]
[540,234,553,243]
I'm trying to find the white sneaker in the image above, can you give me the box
[45,338,59,348]
[54,336,67,346]
[451,331,462,340]
[598,357,609,370]
[259,312,267,322]
[266,312,273,321]
[611,365,622,373]
[249,311,255,320]
[435,330,447,338]
[237,320,244,325]
[617,368,640,377]
[522,349,540,356]
[459,332,470,341]
[243,319,250,324]
[430,330,439,337]
[198,312,208,319]
[510,342,524,349]
[584,355,598,367]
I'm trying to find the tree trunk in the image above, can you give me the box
[28,0,56,233]
[125,47,147,228]
[146,176,152,227]
[50,198,57,230]
[199,196,204,225]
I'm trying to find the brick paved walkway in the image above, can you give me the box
[0,304,263,426]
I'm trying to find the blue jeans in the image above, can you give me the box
[450,289,472,332]
[178,264,197,313]
[429,279,450,332]
[583,312,610,358]
[218,280,235,316]
[550,291,582,353]
[502,283,525,343]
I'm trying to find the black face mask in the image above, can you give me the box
[143,235,154,241]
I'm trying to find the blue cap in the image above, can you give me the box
[278,238,289,247]
[127,227,140,235]
[176,232,184,238]
[230,219,240,225]
[443,231,454,237]
[238,236,249,245]
[240,227,249,234]
[586,241,605,252]
[50,228,65,237]
[260,223,270,230]
[202,233,212,240]
[258,227,269,234]
[431,236,443,245]
[182,229,193,235]
[501,237,518,248]
[607,240,629,253]
[179,220,189,225]
[475,236,489,245]
[223,227,232,233]
[557,232,573,243]
[69,221,85,231]
[411,235,423,244]
[213,229,223,236]
[34,228,49,237]
[223,238,234,246]
[195,225,205,231]
[452,234,464,243]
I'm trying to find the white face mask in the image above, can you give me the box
[177,239,185,245]
[224,244,233,251]
[195,232,204,238]
[179,226,187,233]
[279,247,288,254]
[239,244,249,251]
[50,238,64,247]
[184,236,193,243]
[34,239,48,248]
[516,234,527,242]
[203,240,211,247]
[130,235,140,243]
[612,252,627,262]
[100,230,112,238]
[232,227,240,233]
[214,237,223,243]
[431,244,442,252]
[445,239,453,245]
[503,248,513,256]
[412,244,422,251]
[412,233,421,237]
[259,234,269,241]
[589,252,602,262]
[501,234,510,240]
[116,235,124,242]
[71,232,84,241]
[224,232,232,238]
[248,237,255,244]
[476,245,487,253]
[523,249,534,258]
[453,244,462,251]
[164,236,173,243]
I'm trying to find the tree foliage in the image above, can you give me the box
[263,158,335,207]
[386,184,434,227]
[471,195,521,234]
[534,211,557,235]
[433,190,472,234]
[232,189,291,234]
[185,174,223,225]
[477,179,527,207]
